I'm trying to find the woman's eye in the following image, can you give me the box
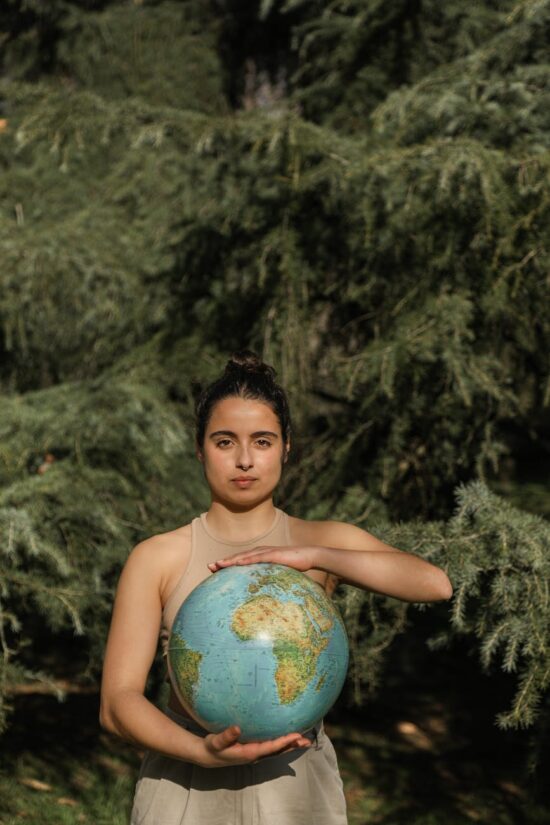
[216,439,271,447]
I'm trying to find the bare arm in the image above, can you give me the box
[309,520,452,601]
[100,539,311,767]
[209,521,453,603]
[99,539,202,759]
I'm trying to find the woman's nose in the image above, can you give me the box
[237,448,253,468]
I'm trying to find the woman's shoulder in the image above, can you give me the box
[124,521,193,572]
[287,512,361,546]
[137,520,193,547]
[121,521,194,602]
[288,511,398,556]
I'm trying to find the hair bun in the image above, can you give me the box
[224,349,276,382]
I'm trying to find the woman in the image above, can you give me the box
[100,350,453,825]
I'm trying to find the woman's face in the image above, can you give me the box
[197,396,289,508]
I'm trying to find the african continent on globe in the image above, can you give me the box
[167,563,349,742]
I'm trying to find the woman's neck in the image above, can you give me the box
[204,500,278,542]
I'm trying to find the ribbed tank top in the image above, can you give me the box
[159,507,291,656]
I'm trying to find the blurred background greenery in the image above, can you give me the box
[1,1,549,822]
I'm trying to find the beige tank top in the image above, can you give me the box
[159,507,291,656]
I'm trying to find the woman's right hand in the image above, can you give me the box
[197,725,311,768]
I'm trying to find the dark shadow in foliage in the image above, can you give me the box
[329,614,546,823]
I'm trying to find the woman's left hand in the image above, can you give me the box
[207,545,320,574]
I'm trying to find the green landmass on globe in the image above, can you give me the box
[169,639,202,707]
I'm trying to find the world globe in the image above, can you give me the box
[167,562,349,742]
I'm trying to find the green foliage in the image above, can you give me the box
[0,81,215,388]
[337,481,550,731]
[0,1,225,114]
[278,0,518,131]
[449,482,550,730]
[372,7,550,150]
[0,364,205,731]
[57,2,226,113]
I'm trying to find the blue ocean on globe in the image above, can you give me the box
[167,563,349,742]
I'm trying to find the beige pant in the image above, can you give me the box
[130,708,348,825]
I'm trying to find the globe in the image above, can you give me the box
[167,562,349,742]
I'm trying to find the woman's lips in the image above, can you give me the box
[232,479,256,487]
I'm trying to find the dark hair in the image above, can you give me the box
[194,350,292,453]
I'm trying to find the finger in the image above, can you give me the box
[277,742,311,754]
[278,738,311,754]
[209,725,241,752]
[218,547,272,564]
[277,734,311,749]
[215,555,258,567]
[247,733,303,759]
[234,555,264,566]
[207,557,251,571]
